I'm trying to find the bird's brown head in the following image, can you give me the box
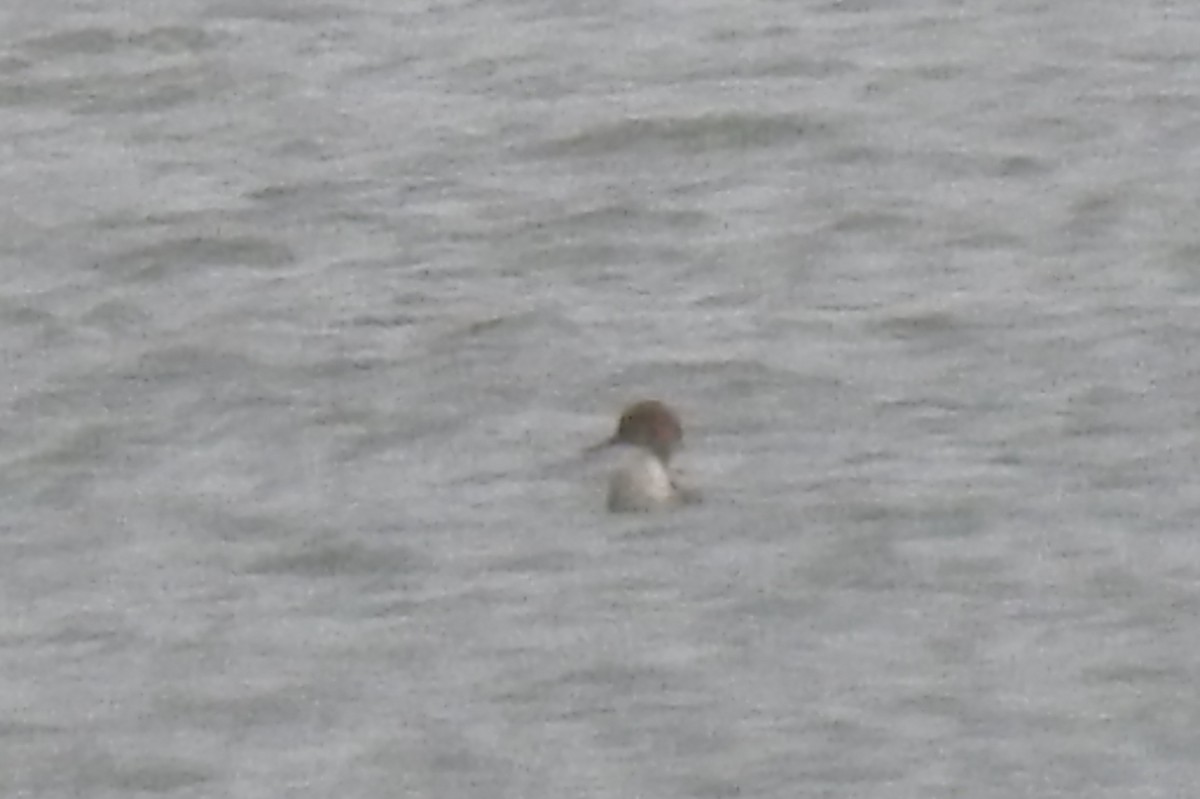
[606,399,683,463]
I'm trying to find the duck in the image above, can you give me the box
[589,399,699,512]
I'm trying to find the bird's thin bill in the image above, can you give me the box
[582,436,616,457]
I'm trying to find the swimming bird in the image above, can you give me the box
[589,399,699,512]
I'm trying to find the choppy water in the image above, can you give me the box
[3,1,1200,796]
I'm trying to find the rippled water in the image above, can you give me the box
[3,1,1200,796]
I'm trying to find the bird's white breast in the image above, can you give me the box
[607,450,680,512]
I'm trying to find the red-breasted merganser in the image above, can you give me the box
[589,400,699,512]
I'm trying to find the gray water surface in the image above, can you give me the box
[3,1,1200,797]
